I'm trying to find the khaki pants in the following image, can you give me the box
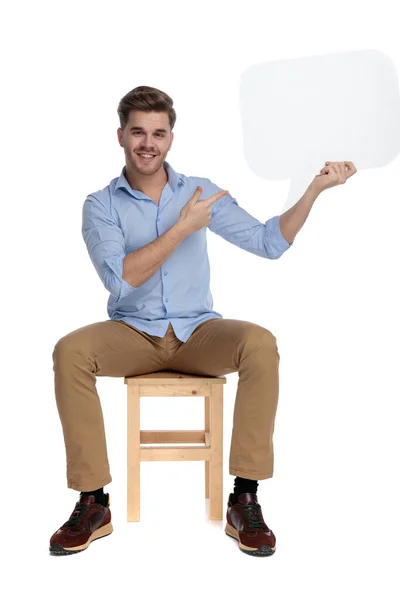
[52,318,280,491]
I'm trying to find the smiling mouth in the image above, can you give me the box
[137,153,157,162]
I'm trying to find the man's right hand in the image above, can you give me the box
[178,186,229,235]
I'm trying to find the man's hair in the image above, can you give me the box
[117,85,176,132]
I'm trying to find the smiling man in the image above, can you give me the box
[49,85,356,557]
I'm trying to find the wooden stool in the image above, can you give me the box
[124,371,226,522]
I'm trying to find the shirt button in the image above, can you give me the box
[165,298,169,302]
[163,271,167,275]
[157,217,160,222]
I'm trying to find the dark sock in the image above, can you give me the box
[231,476,259,504]
[80,487,108,506]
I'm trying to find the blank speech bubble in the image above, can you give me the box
[239,49,400,212]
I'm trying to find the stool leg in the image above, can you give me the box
[209,384,223,520]
[127,384,141,521]
[204,395,210,499]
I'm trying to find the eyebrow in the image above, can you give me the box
[129,126,168,133]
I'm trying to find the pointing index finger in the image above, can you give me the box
[204,190,230,205]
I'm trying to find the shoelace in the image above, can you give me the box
[242,503,269,530]
[64,501,91,527]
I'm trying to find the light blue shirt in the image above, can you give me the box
[82,161,293,343]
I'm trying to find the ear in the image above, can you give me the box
[117,128,123,147]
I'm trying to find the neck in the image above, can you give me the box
[124,162,168,194]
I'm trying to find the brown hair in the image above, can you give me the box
[117,85,176,132]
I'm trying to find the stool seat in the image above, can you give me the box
[124,370,226,522]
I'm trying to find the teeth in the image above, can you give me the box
[139,154,154,158]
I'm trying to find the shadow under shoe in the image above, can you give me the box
[225,492,276,557]
[49,493,113,555]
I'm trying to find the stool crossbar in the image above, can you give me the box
[124,371,227,522]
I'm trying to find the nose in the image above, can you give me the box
[141,133,155,149]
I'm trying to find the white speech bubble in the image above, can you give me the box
[239,49,400,212]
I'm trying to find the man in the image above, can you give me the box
[49,85,357,557]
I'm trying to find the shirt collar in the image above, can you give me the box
[115,160,186,198]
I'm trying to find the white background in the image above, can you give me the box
[1,0,399,598]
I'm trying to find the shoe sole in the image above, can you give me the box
[49,522,113,555]
[225,522,276,557]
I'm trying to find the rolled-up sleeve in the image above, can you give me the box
[82,194,138,302]
[205,178,292,259]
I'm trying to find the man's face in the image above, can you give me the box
[118,110,174,176]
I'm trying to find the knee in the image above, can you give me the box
[257,328,277,351]
[52,335,82,361]
[244,325,277,353]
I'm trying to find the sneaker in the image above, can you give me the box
[225,492,276,557]
[49,493,113,555]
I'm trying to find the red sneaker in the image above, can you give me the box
[225,492,276,557]
[49,493,113,555]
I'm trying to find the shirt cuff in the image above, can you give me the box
[269,215,293,252]
[104,254,138,302]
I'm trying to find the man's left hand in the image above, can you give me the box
[310,161,357,194]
